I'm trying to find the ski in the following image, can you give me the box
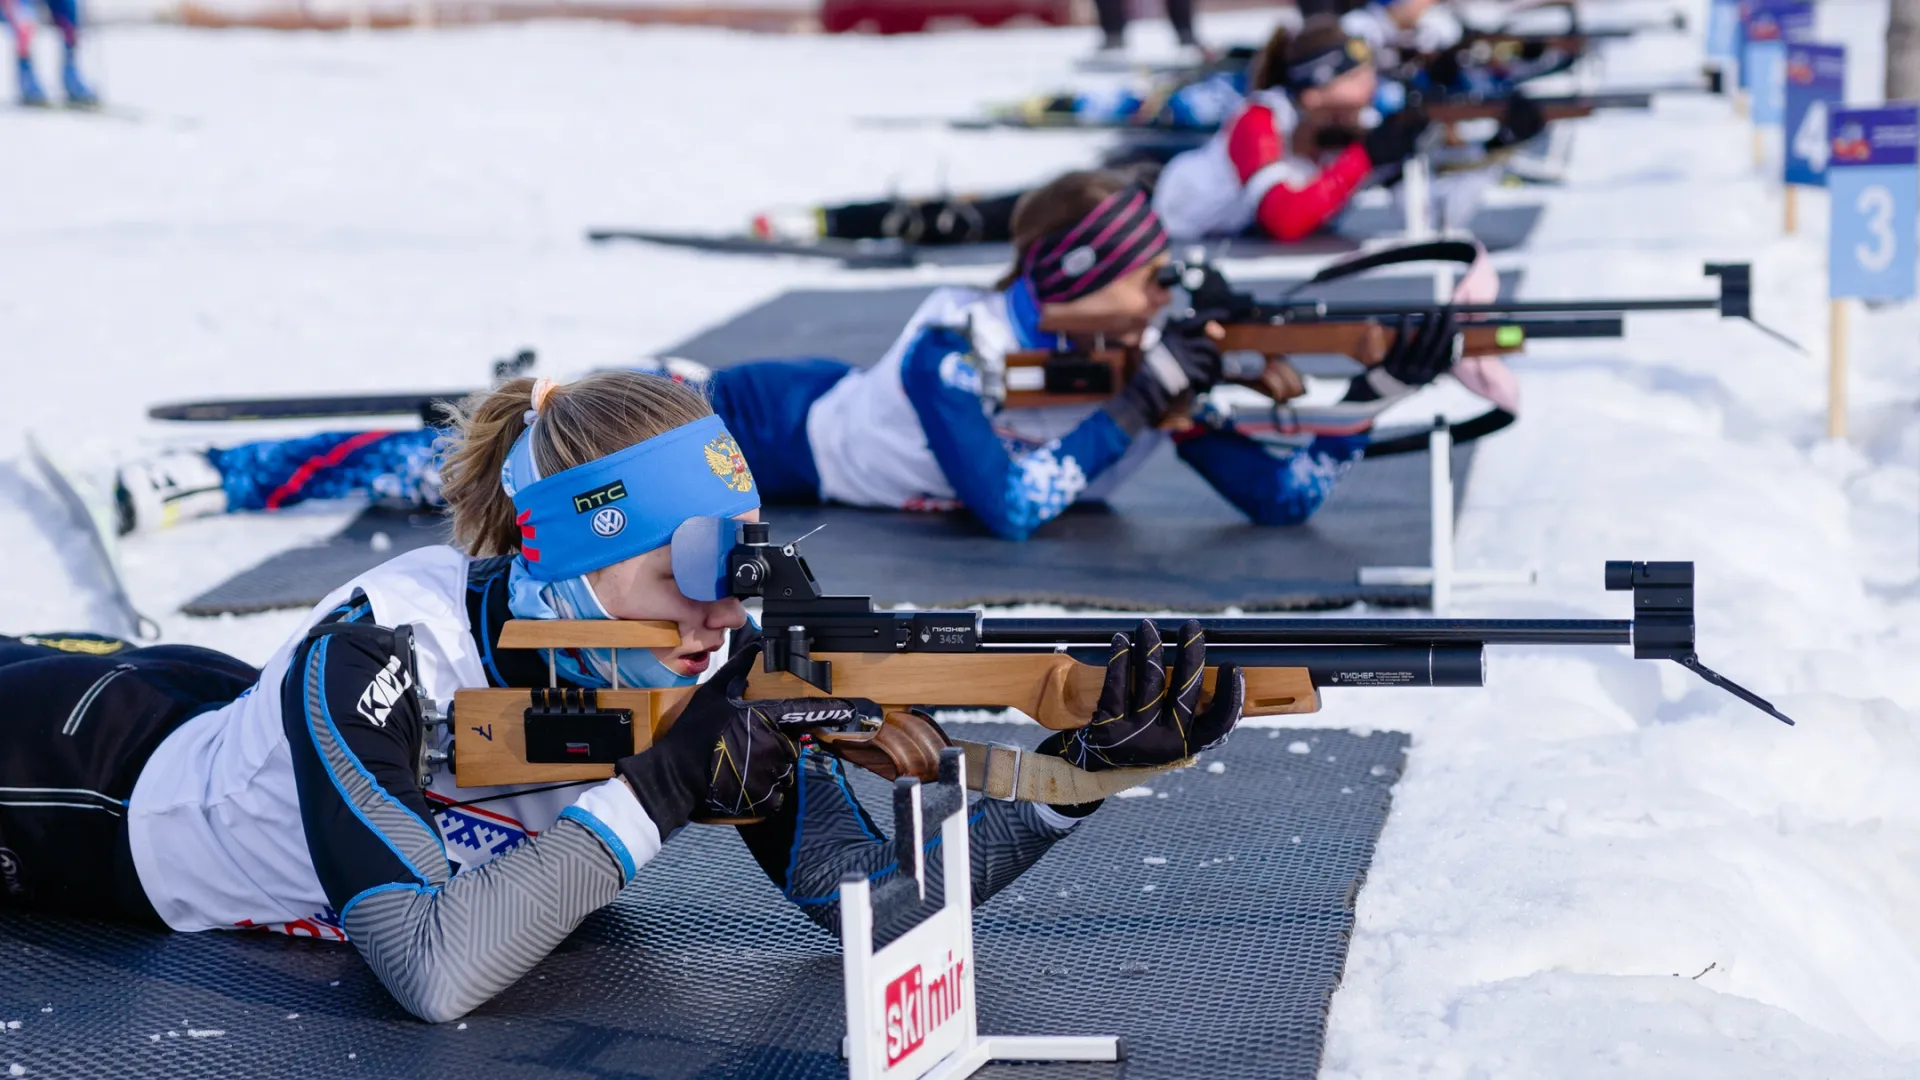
[585,228,919,269]
[148,390,473,423]
[27,433,159,640]
[148,350,535,423]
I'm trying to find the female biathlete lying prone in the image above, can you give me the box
[118,167,1462,543]
[752,16,1540,247]
[1,371,1245,1022]
[753,18,1420,247]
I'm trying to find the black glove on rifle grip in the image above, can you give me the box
[1038,619,1246,815]
[1486,92,1547,151]
[1363,105,1430,168]
[1344,309,1458,403]
[1101,321,1224,435]
[616,642,800,836]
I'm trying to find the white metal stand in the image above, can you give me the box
[1401,156,1434,241]
[840,751,1121,1079]
[1357,417,1534,613]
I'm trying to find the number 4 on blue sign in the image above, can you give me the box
[1784,44,1845,187]
[1828,105,1919,302]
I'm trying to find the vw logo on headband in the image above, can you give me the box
[591,507,627,538]
[1061,245,1098,276]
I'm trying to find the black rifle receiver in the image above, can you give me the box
[725,523,1794,724]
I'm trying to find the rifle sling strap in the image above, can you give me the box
[956,739,1189,805]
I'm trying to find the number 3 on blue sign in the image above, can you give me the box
[1828,105,1919,302]
[1854,185,1897,273]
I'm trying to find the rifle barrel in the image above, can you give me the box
[1506,316,1627,339]
[979,617,1632,647]
[1054,644,1489,687]
[1279,297,1719,319]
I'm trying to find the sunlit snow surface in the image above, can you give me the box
[1,0,1917,1074]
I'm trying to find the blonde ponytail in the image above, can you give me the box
[438,371,713,557]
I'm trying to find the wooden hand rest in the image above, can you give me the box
[450,621,1318,787]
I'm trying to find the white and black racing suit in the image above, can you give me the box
[0,547,1082,1022]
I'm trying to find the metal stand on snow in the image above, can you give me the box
[1355,416,1536,613]
[839,749,1122,1079]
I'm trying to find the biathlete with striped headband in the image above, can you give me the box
[0,371,1246,1022]
[118,168,1466,544]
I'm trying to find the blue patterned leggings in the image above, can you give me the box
[206,428,444,513]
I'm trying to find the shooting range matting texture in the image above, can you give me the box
[0,723,1410,1080]
[180,271,1515,617]
[181,506,450,617]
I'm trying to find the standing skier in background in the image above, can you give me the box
[1,0,95,106]
[1093,0,1200,56]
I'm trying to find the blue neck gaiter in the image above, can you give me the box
[505,557,697,689]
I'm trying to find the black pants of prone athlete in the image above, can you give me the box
[819,161,1163,246]
[1093,0,1195,47]
[0,634,257,926]
[822,193,1021,245]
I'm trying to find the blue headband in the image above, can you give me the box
[504,413,760,582]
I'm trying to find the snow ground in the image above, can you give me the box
[2,2,1918,1076]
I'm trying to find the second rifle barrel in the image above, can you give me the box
[980,617,1632,646]
[1057,644,1488,687]
[1288,297,1721,318]
[1504,316,1626,339]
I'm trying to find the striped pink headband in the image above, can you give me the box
[1020,185,1170,304]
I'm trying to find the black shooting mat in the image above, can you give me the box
[179,434,1475,616]
[0,724,1411,1080]
[180,505,449,617]
[180,270,1514,616]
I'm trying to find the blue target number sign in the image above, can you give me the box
[1827,105,1919,302]
[1784,44,1845,186]
[1707,0,1741,66]
[1746,40,1787,126]
[1738,0,1815,92]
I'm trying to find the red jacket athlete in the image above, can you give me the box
[1152,17,1428,241]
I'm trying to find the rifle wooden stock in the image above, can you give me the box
[1002,347,1129,408]
[450,621,1317,787]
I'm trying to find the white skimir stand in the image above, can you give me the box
[839,749,1123,1079]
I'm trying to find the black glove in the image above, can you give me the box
[1362,105,1430,168]
[1313,124,1363,152]
[1485,93,1546,152]
[616,641,810,835]
[1037,619,1244,775]
[1101,320,1225,435]
[1344,309,1458,402]
[1423,47,1466,94]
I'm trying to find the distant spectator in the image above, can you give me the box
[1094,0,1199,55]
[1,0,96,107]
